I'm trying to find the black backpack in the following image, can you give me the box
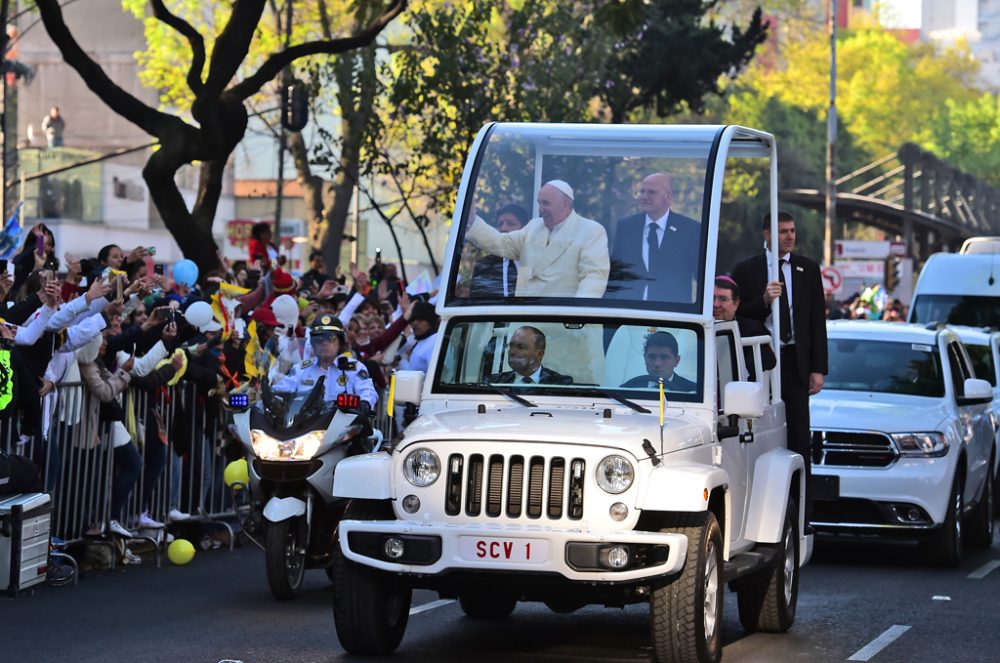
[0,452,42,495]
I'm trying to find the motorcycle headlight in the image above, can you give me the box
[402,448,440,487]
[892,432,948,458]
[250,429,324,461]
[596,455,634,494]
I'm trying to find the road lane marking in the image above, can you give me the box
[967,560,1000,579]
[409,599,455,615]
[847,625,912,661]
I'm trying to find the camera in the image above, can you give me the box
[153,263,164,276]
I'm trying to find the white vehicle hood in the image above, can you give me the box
[400,404,710,451]
[810,391,950,433]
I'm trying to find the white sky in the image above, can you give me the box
[880,0,922,29]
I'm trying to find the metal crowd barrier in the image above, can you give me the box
[2,371,394,576]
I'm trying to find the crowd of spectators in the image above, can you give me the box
[826,289,908,322]
[0,220,435,568]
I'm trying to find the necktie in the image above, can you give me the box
[778,258,793,344]
[521,376,534,384]
[646,224,659,272]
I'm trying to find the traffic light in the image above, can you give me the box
[281,79,309,132]
[884,258,901,292]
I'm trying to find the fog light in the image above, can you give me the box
[402,494,421,514]
[603,545,630,569]
[383,537,405,559]
[609,502,628,522]
[906,507,922,522]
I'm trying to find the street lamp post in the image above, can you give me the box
[824,0,838,266]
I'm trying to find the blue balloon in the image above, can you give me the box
[173,259,199,288]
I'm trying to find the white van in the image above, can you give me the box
[960,237,1000,255]
[908,252,1000,328]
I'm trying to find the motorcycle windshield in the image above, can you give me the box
[255,337,336,431]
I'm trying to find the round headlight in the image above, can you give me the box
[596,455,634,494]
[402,448,441,487]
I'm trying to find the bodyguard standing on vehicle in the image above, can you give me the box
[731,211,827,525]
[273,315,378,409]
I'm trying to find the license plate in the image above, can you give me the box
[458,536,549,563]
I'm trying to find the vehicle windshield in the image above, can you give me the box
[824,339,944,397]
[448,125,713,314]
[252,337,337,429]
[435,318,704,402]
[910,294,1000,329]
[964,343,997,386]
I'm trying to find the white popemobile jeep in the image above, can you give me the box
[330,124,812,663]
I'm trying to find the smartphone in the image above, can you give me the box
[146,246,157,255]
[0,259,7,274]
[245,268,261,290]
[115,277,123,300]
[154,307,170,321]
[35,234,45,256]
[153,263,164,276]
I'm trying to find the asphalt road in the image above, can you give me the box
[3,533,1000,663]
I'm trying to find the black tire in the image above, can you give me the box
[331,499,411,655]
[650,512,723,663]
[460,592,517,619]
[967,462,995,549]
[923,475,963,567]
[736,501,799,633]
[265,518,305,601]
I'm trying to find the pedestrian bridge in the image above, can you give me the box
[781,143,1000,260]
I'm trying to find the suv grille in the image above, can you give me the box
[811,430,897,467]
[444,453,585,521]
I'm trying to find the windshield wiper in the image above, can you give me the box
[594,389,651,414]
[480,383,536,408]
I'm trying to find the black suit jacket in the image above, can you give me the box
[608,211,700,304]
[620,372,697,392]
[730,252,828,383]
[735,315,777,379]
[469,255,517,299]
[488,366,573,385]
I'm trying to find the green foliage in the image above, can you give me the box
[929,94,1000,187]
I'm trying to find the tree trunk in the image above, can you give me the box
[288,131,327,246]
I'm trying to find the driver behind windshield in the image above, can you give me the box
[620,331,696,392]
[487,326,573,385]
[272,314,378,409]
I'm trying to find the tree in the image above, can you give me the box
[35,0,405,274]
[330,0,767,272]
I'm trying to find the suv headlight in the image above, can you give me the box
[250,429,324,461]
[892,432,948,457]
[596,455,634,494]
[403,448,441,487]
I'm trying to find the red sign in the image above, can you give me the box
[821,266,843,295]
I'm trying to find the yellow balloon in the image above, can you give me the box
[224,459,250,489]
[167,539,196,565]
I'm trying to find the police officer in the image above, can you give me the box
[272,315,378,409]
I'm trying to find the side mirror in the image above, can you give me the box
[393,370,425,406]
[959,377,993,405]
[724,381,766,419]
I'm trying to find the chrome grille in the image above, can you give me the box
[812,430,897,467]
[443,453,584,521]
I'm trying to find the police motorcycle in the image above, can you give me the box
[228,315,380,600]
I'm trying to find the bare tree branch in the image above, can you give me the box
[149,0,206,94]
[203,0,268,98]
[231,0,406,100]
[34,0,181,137]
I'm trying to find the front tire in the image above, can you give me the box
[265,518,306,600]
[650,512,723,663]
[967,462,994,549]
[923,475,963,567]
[736,500,799,633]
[331,500,411,655]
[459,592,517,619]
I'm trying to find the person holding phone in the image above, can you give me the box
[12,224,55,295]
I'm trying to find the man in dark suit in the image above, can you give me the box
[620,331,696,391]
[488,326,573,385]
[713,276,776,380]
[469,204,528,298]
[731,211,828,525]
[608,172,700,305]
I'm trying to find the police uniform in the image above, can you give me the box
[273,354,378,408]
[284,313,378,408]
